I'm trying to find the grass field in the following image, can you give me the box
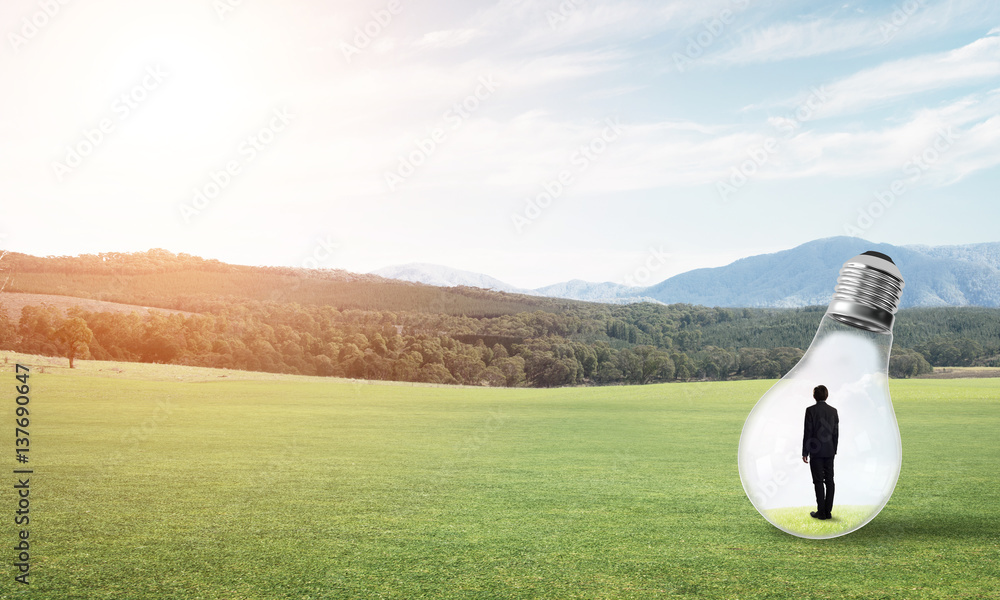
[1,352,998,599]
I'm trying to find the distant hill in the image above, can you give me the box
[371,263,540,296]
[372,238,1000,308]
[532,279,658,304]
[903,241,1000,271]
[642,237,1000,308]
[369,265,653,303]
[5,238,1000,315]
[0,250,581,318]
[367,265,655,305]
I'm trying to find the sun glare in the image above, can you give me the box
[90,15,267,148]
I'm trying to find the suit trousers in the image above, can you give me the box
[809,455,835,516]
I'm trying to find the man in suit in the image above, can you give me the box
[802,384,838,520]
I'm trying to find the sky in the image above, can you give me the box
[1,0,999,289]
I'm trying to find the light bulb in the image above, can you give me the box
[738,251,905,539]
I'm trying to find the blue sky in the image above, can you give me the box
[2,0,999,288]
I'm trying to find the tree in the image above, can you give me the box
[617,348,644,384]
[956,339,983,366]
[0,250,9,293]
[0,303,18,349]
[481,366,506,387]
[525,353,575,387]
[696,346,736,381]
[739,348,776,379]
[444,352,487,385]
[339,344,365,378]
[671,352,692,381]
[916,338,963,366]
[420,363,457,385]
[626,346,674,384]
[594,361,623,384]
[392,350,424,382]
[142,334,180,364]
[889,347,932,378]
[573,343,598,378]
[54,317,93,368]
[493,356,526,387]
[18,304,63,356]
[769,347,804,376]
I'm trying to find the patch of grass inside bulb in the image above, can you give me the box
[763,505,876,538]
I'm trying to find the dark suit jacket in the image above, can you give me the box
[802,401,839,458]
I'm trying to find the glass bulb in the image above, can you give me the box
[738,251,905,539]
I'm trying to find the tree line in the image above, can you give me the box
[0,300,797,386]
[1,295,995,386]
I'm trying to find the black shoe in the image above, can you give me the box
[810,511,823,519]
[822,513,832,520]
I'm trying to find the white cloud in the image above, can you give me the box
[750,90,1000,184]
[708,17,888,65]
[932,112,1000,183]
[772,34,1000,118]
[455,0,748,56]
[437,87,1000,194]
[416,28,482,48]
[705,0,997,66]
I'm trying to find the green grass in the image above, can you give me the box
[764,505,875,538]
[1,352,999,599]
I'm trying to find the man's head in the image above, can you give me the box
[813,385,829,402]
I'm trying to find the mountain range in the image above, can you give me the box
[372,237,1000,308]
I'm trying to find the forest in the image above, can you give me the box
[1,249,998,387]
